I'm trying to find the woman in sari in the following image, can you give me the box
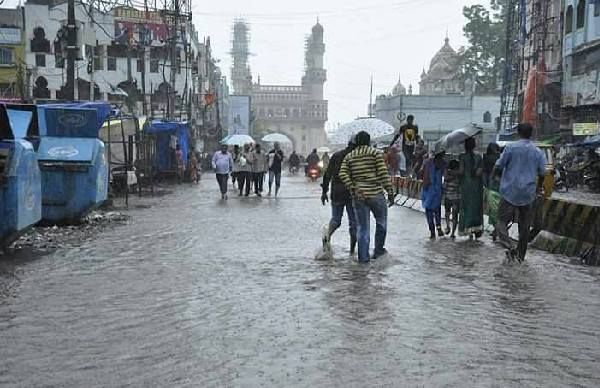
[459,137,484,239]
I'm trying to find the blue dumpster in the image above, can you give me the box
[0,104,42,247]
[36,102,111,224]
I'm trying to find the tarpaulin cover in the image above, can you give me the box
[145,120,189,172]
[38,102,112,137]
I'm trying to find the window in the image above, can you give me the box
[0,48,13,65]
[150,59,159,73]
[566,5,574,33]
[107,57,116,71]
[35,54,45,67]
[483,111,492,123]
[94,56,103,70]
[137,58,143,72]
[577,0,586,29]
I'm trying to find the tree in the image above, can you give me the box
[460,0,507,94]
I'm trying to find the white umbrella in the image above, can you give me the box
[262,133,292,143]
[317,146,331,154]
[221,134,255,146]
[435,124,483,152]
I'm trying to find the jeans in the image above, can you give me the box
[269,170,281,190]
[330,202,357,241]
[253,172,264,193]
[216,173,229,194]
[238,171,251,195]
[496,198,533,261]
[425,207,442,232]
[353,193,388,262]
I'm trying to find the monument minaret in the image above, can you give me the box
[302,20,326,100]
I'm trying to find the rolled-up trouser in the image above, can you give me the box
[216,173,229,194]
[496,198,533,260]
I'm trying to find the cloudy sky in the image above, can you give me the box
[5,0,489,127]
[190,0,488,129]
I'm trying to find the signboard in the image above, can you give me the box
[0,28,21,45]
[228,95,251,135]
[573,122,600,136]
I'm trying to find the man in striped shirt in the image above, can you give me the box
[339,131,395,262]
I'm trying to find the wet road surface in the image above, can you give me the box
[1,174,600,387]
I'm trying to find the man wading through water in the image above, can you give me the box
[339,131,395,263]
[493,122,546,262]
[321,138,357,255]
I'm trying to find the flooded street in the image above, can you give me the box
[1,174,600,387]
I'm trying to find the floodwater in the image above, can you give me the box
[1,175,600,387]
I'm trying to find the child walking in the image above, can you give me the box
[443,159,461,238]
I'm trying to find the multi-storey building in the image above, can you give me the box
[232,21,328,153]
[22,0,222,127]
[562,0,600,137]
[500,0,562,138]
[0,6,26,100]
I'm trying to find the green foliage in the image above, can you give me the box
[460,0,507,94]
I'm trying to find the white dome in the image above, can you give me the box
[329,118,396,145]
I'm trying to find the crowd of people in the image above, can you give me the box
[320,120,546,264]
[208,116,546,265]
[212,142,285,199]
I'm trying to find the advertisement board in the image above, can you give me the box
[573,122,600,136]
[228,95,251,135]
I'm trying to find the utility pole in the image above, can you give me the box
[168,0,180,120]
[66,0,77,100]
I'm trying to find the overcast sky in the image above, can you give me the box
[6,0,488,128]
[191,0,488,129]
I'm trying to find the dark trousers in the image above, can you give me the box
[216,173,229,194]
[253,172,264,193]
[425,207,442,232]
[238,171,251,195]
[496,198,533,260]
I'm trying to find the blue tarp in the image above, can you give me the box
[144,120,190,172]
[571,134,600,148]
[38,102,112,137]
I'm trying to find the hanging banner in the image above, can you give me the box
[228,95,251,136]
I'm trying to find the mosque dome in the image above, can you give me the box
[391,75,406,96]
[329,118,396,145]
[429,37,458,71]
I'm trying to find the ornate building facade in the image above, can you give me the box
[230,21,328,153]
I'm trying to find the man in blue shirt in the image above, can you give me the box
[494,123,546,262]
[212,144,234,200]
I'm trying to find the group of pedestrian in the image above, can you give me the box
[419,122,545,262]
[212,142,285,200]
[321,122,546,264]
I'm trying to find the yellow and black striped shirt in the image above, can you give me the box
[339,145,393,199]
